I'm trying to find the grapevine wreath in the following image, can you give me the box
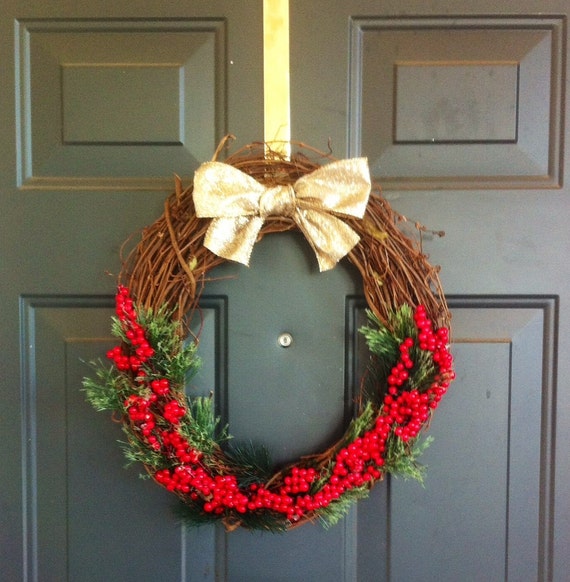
[84,136,455,532]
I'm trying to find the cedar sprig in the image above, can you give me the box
[360,304,417,360]
[315,485,370,529]
[178,394,230,456]
[359,310,401,363]
[360,305,441,394]
[136,306,201,384]
[383,436,434,484]
[120,429,165,471]
[82,362,130,412]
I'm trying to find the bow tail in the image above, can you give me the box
[296,210,360,272]
[203,216,264,266]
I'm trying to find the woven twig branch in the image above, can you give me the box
[119,138,450,331]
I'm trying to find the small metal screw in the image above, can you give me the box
[278,332,293,348]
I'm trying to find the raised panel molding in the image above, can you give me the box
[15,19,226,191]
[20,294,557,580]
[19,295,225,580]
[349,16,565,190]
[445,295,557,582]
[347,295,557,580]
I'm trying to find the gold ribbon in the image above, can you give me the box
[193,157,371,271]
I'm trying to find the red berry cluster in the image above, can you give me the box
[106,288,454,527]
[161,430,202,464]
[386,390,430,442]
[106,286,154,373]
[106,286,191,454]
[163,400,186,424]
[414,305,454,374]
[281,466,317,494]
[387,337,414,386]
[279,434,384,519]
[124,394,152,423]
[248,467,318,519]
[151,378,170,396]
[381,306,454,442]
[413,304,455,406]
[155,464,251,514]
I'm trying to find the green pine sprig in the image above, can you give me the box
[227,510,289,533]
[359,304,441,395]
[225,440,274,487]
[315,485,370,529]
[360,309,401,363]
[82,362,130,413]
[178,394,230,456]
[120,429,165,471]
[383,435,433,484]
[137,306,201,384]
[175,500,220,528]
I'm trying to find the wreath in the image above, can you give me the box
[83,136,455,532]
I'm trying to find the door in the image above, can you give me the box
[0,1,262,580]
[289,3,567,580]
[1,2,568,582]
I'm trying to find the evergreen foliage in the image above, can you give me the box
[83,289,452,532]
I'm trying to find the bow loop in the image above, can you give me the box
[193,158,371,271]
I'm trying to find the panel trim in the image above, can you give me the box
[15,18,227,191]
[348,16,566,190]
[448,295,557,582]
[188,295,230,580]
[346,294,556,579]
[20,293,228,580]
[346,296,390,579]
[336,296,362,581]
[345,296,367,423]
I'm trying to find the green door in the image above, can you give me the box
[2,1,568,581]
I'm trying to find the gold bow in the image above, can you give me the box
[193,157,371,271]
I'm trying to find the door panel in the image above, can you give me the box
[17,18,228,190]
[1,1,263,581]
[21,297,221,581]
[290,1,566,581]
[15,15,260,191]
[350,16,563,190]
[3,1,569,581]
[389,298,556,581]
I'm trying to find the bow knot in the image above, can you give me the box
[193,157,371,271]
[259,185,296,219]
